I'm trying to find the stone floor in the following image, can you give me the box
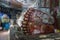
[0,30,10,40]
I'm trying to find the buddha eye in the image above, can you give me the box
[44,18,47,19]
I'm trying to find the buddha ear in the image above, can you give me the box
[49,16,54,24]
